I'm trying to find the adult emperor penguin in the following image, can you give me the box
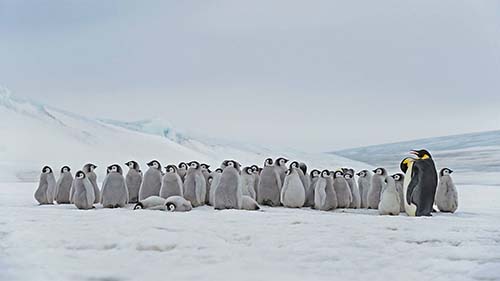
[134,196,167,210]
[125,161,142,203]
[367,168,387,209]
[208,168,223,206]
[139,160,162,201]
[251,165,260,199]
[281,168,306,208]
[81,163,100,204]
[34,166,56,205]
[241,166,257,200]
[356,170,372,208]
[200,164,212,203]
[55,166,73,204]
[72,171,95,210]
[159,165,184,199]
[214,160,243,210]
[402,149,438,217]
[378,176,401,216]
[314,170,337,211]
[306,169,321,208]
[435,168,458,213]
[333,170,352,208]
[101,164,129,208]
[391,173,405,212]
[344,169,361,209]
[274,157,289,188]
[166,196,193,212]
[290,161,311,204]
[257,158,282,207]
[183,161,206,207]
[177,162,188,182]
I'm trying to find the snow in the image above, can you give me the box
[1,183,499,281]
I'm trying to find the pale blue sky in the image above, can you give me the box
[1,0,499,151]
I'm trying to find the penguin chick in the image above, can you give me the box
[139,160,162,201]
[357,170,372,209]
[165,196,193,212]
[160,165,184,199]
[435,168,458,213]
[314,170,337,211]
[344,169,361,209]
[101,164,129,208]
[72,171,95,210]
[241,166,257,200]
[183,161,206,207]
[200,164,212,204]
[333,170,352,208]
[134,196,167,211]
[274,157,289,189]
[240,195,260,211]
[290,161,311,205]
[257,158,282,207]
[391,173,405,212]
[281,168,305,208]
[251,165,260,199]
[214,160,243,210]
[125,161,142,203]
[378,176,401,215]
[82,163,100,204]
[208,168,223,206]
[34,166,56,205]
[367,167,387,209]
[55,166,73,204]
[305,169,320,208]
[177,162,188,182]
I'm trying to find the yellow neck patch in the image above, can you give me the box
[421,154,430,160]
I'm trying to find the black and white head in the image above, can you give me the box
[83,163,97,173]
[224,160,241,171]
[133,202,144,210]
[356,170,368,178]
[178,162,188,170]
[251,165,259,174]
[410,149,433,160]
[311,169,321,178]
[275,157,289,167]
[333,170,344,179]
[285,168,294,176]
[299,162,308,174]
[42,166,53,174]
[125,161,139,170]
[107,164,122,174]
[321,170,330,178]
[440,168,453,177]
[165,165,178,174]
[75,170,86,179]
[188,161,200,169]
[243,167,253,175]
[215,168,223,174]
[373,168,386,176]
[200,164,211,172]
[344,173,352,180]
[166,202,176,212]
[391,173,404,181]
[60,166,70,173]
[264,158,274,167]
[147,160,161,170]
[289,161,300,169]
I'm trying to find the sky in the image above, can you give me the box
[1,0,499,152]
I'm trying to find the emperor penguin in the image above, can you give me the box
[281,168,306,208]
[100,164,129,208]
[356,170,372,208]
[134,196,167,210]
[378,176,401,216]
[257,158,282,207]
[289,161,311,204]
[344,169,361,209]
[306,169,321,208]
[391,173,405,212]
[55,166,73,204]
[200,164,212,203]
[251,165,260,199]
[160,165,184,199]
[333,170,352,208]
[139,160,162,201]
[34,166,56,205]
[240,195,260,211]
[314,170,337,211]
[125,161,142,203]
[214,160,243,210]
[177,162,188,182]
[166,196,193,212]
[435,168,458,213]
[241,166,257,200]
[402,149,438,217]
[274,157,289,188]
[183,161,206,207]
[72,171,95,210]
[367,167,387,209]
[208,168,223,206]
[82,163,100,204]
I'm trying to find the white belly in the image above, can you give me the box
[403,163,417,217]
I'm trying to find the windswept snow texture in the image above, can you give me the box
[0,86,366,182]
[1,183,500,281]
[333,130,500,186]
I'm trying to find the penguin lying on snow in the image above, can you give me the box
[435,168,458,213]
[34,166,56,205]
[55,166,73,204]
[134,196,167,210]
[166,196,193,212]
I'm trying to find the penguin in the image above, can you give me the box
[378,176,401,216]
[177,162,188,182]
[200,164,212,204]
[55,166,73,204]
[333,170,352,208]
[208,168,223,206]
[125,161,142,203]
[357,170,372,209]
[214,160,243,210]
[435,168,458,213]
[139,160,162,201]
[241,166,257,200]
[134,196,167,210]
[240,195,260,211]
[391,173,405,212]
[402,149,439,217]
[401,157,418,216]
[72,171,95,210]
[257,158,282,207]
[306,169,321,208]
[289,161,311,205]
[314,170,337,211]
[160,165,184,199]
[281,168,306,208]
[274,157,289,188]
[81,163,100,204]
[344,169,361,209]
[34,166,56,205]
[183,161,206,207]
[100,164,129,208]
[165,196,193,212]
[250,165,260,199]
[367,168,387,209]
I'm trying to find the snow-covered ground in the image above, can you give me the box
[1,182,499,281]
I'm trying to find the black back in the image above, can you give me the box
[407,158,438,216]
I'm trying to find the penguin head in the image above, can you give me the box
[299,162,308,174]
[356,170,367,177]
[243,167,253,175]
[341,168,349,174]
[289,161,300,169]
[178,162,188,170]
[251,165,259,173]
[344,173,352,180]
[166,202,176,212]
[42,166,52,174]
[60,166,70,173]
[83,163,97,173]
[125,161,139,170]
[275,157,289,167]
[225,160,240,170]
[320,170,330,178]
[372,168,386,176]
[264,158,274,167]
[285,168,294,176]
[311,169,320,178]
[75,171,86,179]
[410,149,432,160]
[133,202,144,210]
[107,164,122,174]
[215,168,223,174]
[333,170,344,179]
[440,168,453,176]
[147,160,161,170]
[200,164,211,172]
[344,169,354,179]
[400,157,416,173]
[189,161,200,169]
[391,173,404,181]
[165,165,178,174]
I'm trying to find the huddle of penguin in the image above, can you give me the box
[34,150,459,217]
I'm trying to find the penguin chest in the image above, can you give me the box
[403,164,417,217]
[283,176,305,206]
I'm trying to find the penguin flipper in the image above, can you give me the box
[407,166,420,206]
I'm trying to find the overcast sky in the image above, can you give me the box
[1,0,499,151]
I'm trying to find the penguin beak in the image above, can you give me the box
[372,169,377,173]
[409,150,419,156]
[449,169,454,174]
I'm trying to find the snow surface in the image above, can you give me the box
[1,183,499,281]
